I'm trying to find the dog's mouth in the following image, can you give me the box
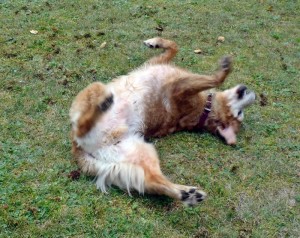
[214,85,256,145]
[217,125,237,145]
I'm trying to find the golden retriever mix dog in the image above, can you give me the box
[69,38,255,206]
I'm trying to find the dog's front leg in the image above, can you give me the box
[171,56,232,97]
[70,82,113,137]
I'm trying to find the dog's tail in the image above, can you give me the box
[69,82,114,138]
[72,144,145,195]
[144,37,178,65]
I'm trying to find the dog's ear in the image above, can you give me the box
[217,125,236,145]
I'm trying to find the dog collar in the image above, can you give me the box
[197,93,213,129]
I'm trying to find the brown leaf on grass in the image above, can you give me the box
[28,207,38,214]
[84,33,92,38]
[76,48,83,54]
[52,27,59,33]
[100,41,107,49]
[217,36,225,42]
[50,196,62,202]
[68,170,81,180]
[194,227,210,238]
[267,5,273,12]
[230,165,239,173]
[30,30,38,34]
[88,69,97,74]
[155,26,164,32]
[259,93,268,106]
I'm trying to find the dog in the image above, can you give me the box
[69,38,256,206]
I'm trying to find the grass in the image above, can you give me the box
[0,0,299,237]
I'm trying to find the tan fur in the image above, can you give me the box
[70,82,112,137]
[69,38,255,206]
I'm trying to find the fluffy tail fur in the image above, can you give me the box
[73,147,145,195]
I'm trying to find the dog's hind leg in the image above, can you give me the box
[70,82,113,137]
[121,138,206,206]
[144,37,178,65]
[171,56,232,97]
[74,136,206,206]
[144,169,207,206]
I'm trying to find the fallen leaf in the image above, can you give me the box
[28,207,38,214]
[217,36,225,42]
[50,196,62,202]
[155,26,164,31]
[68,170,81,180]
[84,33,92,38]
[30,30,38,34]
[88,69,97,74]
[52,27,59,33]
[259,93,268,106]
[230,165,239,173]
[194,49,202,54]
[100,41,107,49]
[267,5,273,12]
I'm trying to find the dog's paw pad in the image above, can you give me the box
[144,38,161,49]
[221,56,232,72]
[181,188,207,206]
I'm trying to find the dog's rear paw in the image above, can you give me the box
[144,38,161,49]
[181,188,207,206]
[221,56,232,72]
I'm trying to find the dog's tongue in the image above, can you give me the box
[217,126,236,145]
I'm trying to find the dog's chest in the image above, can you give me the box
[76,95,144,153]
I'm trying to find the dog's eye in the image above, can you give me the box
[236,85,247,99]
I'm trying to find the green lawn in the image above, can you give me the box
[1,0,299,237]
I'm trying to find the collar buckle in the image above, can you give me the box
[204,107,211,113]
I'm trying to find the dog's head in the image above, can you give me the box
[206,85,256,145]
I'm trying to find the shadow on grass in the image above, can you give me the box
[82,175,176,210]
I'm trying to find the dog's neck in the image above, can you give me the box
[194,91,228,134]
[197,93,213,129]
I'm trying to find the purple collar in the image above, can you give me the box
[197,93,213,129]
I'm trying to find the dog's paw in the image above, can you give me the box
[144,38,161,49]
[220,56,232,72]
[181,188,207,206]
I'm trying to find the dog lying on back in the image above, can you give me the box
[69,38,255,206]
